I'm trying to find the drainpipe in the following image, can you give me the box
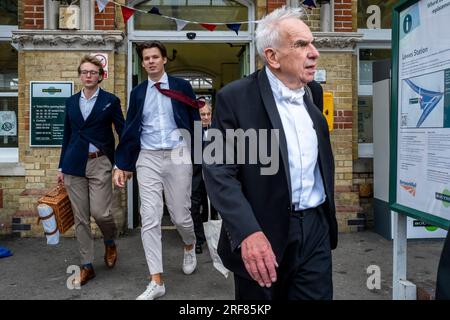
[45,0,59,30]
[319,0,333,32]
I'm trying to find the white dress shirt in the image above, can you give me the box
[141,73,184,150]
[266,67,325,210]
[79,87,100,153]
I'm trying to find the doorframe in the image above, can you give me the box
[125,3,256,228]
[356,28,392,159]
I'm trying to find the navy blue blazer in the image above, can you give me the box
[115,76,201,171]
[58,88,125,177]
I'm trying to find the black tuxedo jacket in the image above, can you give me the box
[203,68,337,280]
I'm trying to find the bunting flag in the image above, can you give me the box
[175,19,189,31]
[302,0,317,8]
[96,0,262,33]
[96,0,110,13]
[226,23,241,35]
[148,6,162,16]
[200,23,217,31]
[121,6,136,23]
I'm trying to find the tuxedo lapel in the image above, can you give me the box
[257,69,292,203]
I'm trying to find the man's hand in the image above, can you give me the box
[56,172,64,184]
[241,231,278,287]
[113,169,132,187]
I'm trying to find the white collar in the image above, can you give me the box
[148,72,168,87]
[81,87,100,100]
[265,67,305,104]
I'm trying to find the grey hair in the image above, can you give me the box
[255,6,305,64]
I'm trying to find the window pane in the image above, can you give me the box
[0,97,18,148]
[134,0,248,31]
[358,96,373,143]
[0,0,18,25]
[359,49,390,86]
[0,42,18,92]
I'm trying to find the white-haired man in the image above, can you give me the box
[203,6,337,300]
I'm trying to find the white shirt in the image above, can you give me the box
[140,73,184,150]
[266,67,325,210]
[79,87,100,153]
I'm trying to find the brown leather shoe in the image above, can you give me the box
[73,266,95,286]
[104,244,117,268]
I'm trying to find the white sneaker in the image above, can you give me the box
[136,281,166,300]
[182,247,197,275]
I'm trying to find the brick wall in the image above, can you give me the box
[21,0,116,31]
[4,50,127,237]
[95,2,115,30]
[23,0,44,29]
[304,7,321,32]
[0,177,25,235]
[267,0,285,12]
[334,0,353,32]
[319,52,361,232]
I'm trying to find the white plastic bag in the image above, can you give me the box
[203,198,230,278]
[37,204,60,245]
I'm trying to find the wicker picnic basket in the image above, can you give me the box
[38,184,74,234]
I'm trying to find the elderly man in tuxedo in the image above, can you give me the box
[203,6,337,300]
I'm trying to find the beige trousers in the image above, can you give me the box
[136,146,196,275]
[64,155,117,265]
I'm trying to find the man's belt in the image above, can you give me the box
[290,204,323,218]
[88,151,104,159]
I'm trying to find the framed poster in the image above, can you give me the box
[390,0,450,229]
[30,81,73,147]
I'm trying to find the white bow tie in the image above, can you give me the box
[279,86,305,104]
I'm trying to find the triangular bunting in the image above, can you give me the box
[302,0,317,8]
[226,23,241,35]
[148,6,162,16]
[200,23,217,31]
[96,0,110,13]
[175,19,189,31]
[121,6,136,24]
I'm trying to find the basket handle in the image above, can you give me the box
[47,183,65,198]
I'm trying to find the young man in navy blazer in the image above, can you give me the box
[57,55,124,286]
[114,41,200,300]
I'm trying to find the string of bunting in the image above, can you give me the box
[96,0,318,34]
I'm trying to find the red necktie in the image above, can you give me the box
[154,82,205,109]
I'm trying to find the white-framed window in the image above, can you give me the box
[356,0,396,158]
[0,0,18,163]
[128,0,254,42]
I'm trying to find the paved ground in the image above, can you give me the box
[0,229,445,300]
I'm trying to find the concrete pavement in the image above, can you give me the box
[0,229,445,300]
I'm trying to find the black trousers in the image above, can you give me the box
[234,204,332,300]
[191,164,218,244]
[436,230,450,300]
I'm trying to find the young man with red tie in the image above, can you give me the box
[114,41,201,300]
